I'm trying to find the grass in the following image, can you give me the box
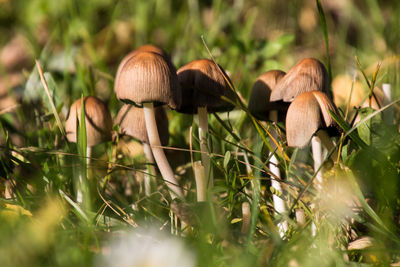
[1,0,400,266]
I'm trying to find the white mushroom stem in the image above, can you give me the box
[295,209,306,226]
[86,146,92,167]
[316,130,339,161]
[143,102,184,199]
[382,83,393,124]
[241,202,251,235]
[198,106,213,188]
[143,143,157,197]
[193,161,206,202]
[311,135,323,190]
[268,110,288,235]
[77,146,91,205]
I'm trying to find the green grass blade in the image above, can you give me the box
[315,0,332,87]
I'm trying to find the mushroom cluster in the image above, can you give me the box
[62,47,366,237]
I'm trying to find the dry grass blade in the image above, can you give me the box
[35,59,66,136]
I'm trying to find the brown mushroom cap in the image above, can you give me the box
[270,58,329,102]
[176,59,236,114]
[114,50,181,109]
[286,91,338,148]
[115,45,170,81]
[65,96,113,147]
[115,104,169,146]
[248,70,288,121]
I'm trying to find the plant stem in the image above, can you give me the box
[269,110,288,236]
[143,102,184,199]
[143,143,156,197]
[193,161,206,202]
[198,106,213,188]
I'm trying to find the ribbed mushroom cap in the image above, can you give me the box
[114,50,181,109]
[65,96,113,147]
[286,91,339,148]
[270,58,329,102]
[176,59,236,114]
[248,70,288,121]
[115,104,169,146]
[115,45,170,81]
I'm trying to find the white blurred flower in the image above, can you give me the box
[95,228,196,267]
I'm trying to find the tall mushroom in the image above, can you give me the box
[115,104,169,196]
[285,91,339,187]
[114,48,183,199]
[248,69,289,235]
[65,96,113,203]
[176,59,236,188]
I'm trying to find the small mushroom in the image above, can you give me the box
[114,47,183,199]
[286,91,339,187]
[248,69,287,121]
[115,104,169,196]
[176,59,236,188]
[65,96,112,204]
[116,104,169,146]
[270,58,329,102]
[353,87,384,125]
[65,96,112,149]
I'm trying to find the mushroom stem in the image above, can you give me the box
[311,135,323,190]
[143,102,184,199]
[382,83,393,124]
[193,161,206,202]
[198,106,213,188]
[143,143,157,197]
[86,146,92,167]
[268,110,288,235]
[296,209,306,226]
[241,202,251,235]
[315,130,339,161]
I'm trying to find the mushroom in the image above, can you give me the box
[285,91,339,187]
[353,87,384,125]
[248,69,289,235]
[114,47,183,199]
[270,58,329,102]
[65,96,113,156]
[177,59,236,188]
[115,104,169,196]
[65,96,112,203]
[248,69,287,121]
